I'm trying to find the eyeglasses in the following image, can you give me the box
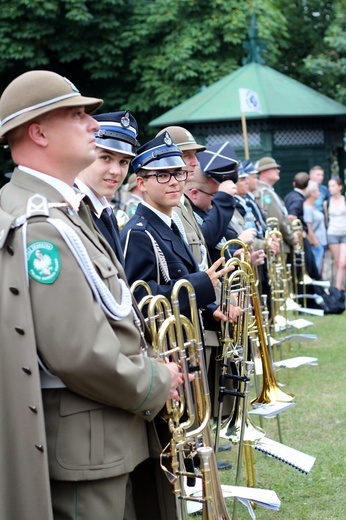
[142,170,188,184]
[195,188,217,197]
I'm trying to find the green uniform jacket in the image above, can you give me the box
[0,204,53,520]
[253,181,294,253]
[0,169,171,516]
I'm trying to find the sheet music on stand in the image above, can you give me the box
[249,401,296,418]
[274,356,318,369]
[254,437,316,474]
[185,477,281,516]
[288,318,314,329]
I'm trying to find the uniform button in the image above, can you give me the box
[22,366,32,375]
[177,269,182,274]
[6,245,14,255]
[35,444,44,452]
[29,405,38,413]
[9,287,20,295]
[143,410,151,416]
[15,327,25,335]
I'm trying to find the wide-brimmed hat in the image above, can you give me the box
[132,131,185,174]
[157,126,206,152]
[94,110,138,157]
[254,157,281,172]
[198,142,239,183]
[0,70,103,144]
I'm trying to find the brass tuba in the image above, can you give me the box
[149,279,231,520]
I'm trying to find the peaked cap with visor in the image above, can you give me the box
[132,131,185,174]
[93,110,138,157]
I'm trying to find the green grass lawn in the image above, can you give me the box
[189,312,346,519]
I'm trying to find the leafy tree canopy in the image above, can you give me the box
[0,0,344,162]
[304,1,346,104]
[0,0,287,122]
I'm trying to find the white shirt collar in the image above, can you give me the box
[141,200,171,227]
[74,178,110,218]
[18,165,79,208]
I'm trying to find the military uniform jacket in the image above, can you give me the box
[174,192,236,265]
[195,191,236,251]
[0,170,171,491]
[0,203,53,520]
[253,180,294,252]
[120,203,216,316]
[173,196,208,265]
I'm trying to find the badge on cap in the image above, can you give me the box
[63,77,80,93]
[163,132,173,147]
[27,241,61,284]
[121,110,131,128]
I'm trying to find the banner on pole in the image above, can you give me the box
[239,88,263,113]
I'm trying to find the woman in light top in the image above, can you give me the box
[324,177,346,294]
[303,180,327,275]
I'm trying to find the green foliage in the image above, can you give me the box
[124,0,287,113]
[0,0,130,97]
[0,0,288,117]
[304,1,346,104]
[272,0,334,81]
[0,0,345,173]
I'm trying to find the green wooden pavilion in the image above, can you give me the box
[150,18,346,197]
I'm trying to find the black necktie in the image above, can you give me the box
[100,209,125,266]
[171,220,185,244]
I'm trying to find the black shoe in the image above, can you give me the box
[217,444,231,452]
[217,460,232,470]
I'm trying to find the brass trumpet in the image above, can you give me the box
[149,279,231,520]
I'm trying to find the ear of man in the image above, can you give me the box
[28,121,49,147]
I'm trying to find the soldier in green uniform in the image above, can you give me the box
[0,70,182,520]
[253,156,298,255]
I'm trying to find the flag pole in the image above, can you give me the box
[241,111,250,160]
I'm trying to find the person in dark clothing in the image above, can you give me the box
[284,171,310,231]
[284,171,320,280]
